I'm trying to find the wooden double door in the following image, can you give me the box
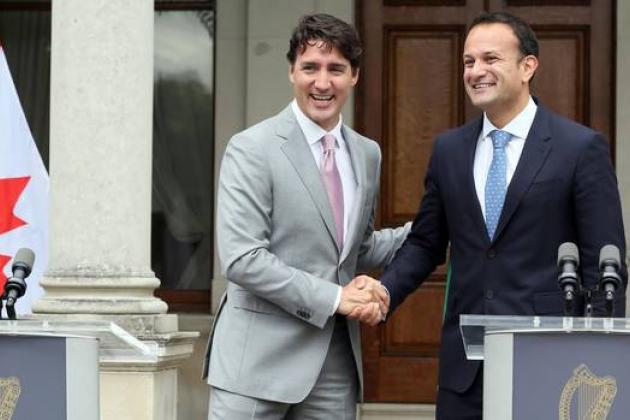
[356,0,616,403]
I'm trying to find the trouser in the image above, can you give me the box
[209,317,358,420]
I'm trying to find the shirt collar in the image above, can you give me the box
[481,96,537,141]
[291,100,344,147]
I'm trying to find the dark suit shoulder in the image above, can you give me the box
[432,117,482,153]
[541,106,601,141]
[442,116,482,138]
[532,106,610,166]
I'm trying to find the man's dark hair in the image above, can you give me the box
[287,13,362,73]
[469,12,539,58]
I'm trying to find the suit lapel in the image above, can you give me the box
[493,107,552,242]
[277,107,340,251]
[340,126,366,262]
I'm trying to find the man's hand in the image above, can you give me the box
[336,275,390,326]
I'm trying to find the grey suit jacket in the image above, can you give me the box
[203,105,409,403]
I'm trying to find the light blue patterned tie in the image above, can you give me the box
[485,130,511,240]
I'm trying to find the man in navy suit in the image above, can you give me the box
[376,11,627,420]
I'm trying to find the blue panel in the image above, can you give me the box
[513,332,630,420]
[0,335,67,420]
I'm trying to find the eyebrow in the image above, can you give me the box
[299,61,349,69]
[463,50,502,58]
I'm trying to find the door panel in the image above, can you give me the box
[383,27,465,224]
[535,28,589,124]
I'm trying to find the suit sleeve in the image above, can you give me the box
[379,137,450,313]
[355,144,411,270]
[216,134,339,328]
[573,133,627,315]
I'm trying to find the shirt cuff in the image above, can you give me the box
[332,285,342,315]
[380,284,390,321]
[381,284,391,300]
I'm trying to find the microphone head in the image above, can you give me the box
[12,248,35,276]
[558,242,579,267]
[599,244,621,269]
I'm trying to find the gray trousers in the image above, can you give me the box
[208,317,358,420]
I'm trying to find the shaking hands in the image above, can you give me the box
[336,275,390,326]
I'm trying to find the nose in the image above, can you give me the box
[314,70,331,90]
[467,60,487,79]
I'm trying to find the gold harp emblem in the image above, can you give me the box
[0,377,21,420]
[559,364,617,420]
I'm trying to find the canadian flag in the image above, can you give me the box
[0,43,49,315]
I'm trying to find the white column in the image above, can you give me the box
[35,0,166,315]
[38,2,197,420]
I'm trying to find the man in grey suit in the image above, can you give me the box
[203,13,409,420]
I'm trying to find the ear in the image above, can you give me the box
[288,64,295,84]
[521,55,539,83]
[351,68,360,87]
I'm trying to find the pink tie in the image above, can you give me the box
[320,134,344,248]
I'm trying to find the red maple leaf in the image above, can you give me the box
[0,176,30,235]
[0,254,10,295]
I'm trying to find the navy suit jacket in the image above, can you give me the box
[381,103,627,393]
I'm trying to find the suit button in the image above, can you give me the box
[487,249,497,259]
[486,290,494,300]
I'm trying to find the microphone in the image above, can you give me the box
[557,242,580,316]
[4,248,35,308]
[599,244,622,316]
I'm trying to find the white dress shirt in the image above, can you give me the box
[473,96,538,217]
[291,100,357,240]
[291,100,357,314]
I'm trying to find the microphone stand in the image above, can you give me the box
[559,271,579,317]
[600,274,621,318]
[0,294,17,320]
[583,289,593,318]
[604,291,615,317]
[5,305,16,320]
[561,283,578,317]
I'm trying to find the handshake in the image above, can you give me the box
[336,275,389,326]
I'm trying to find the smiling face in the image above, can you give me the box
[463,23,538,127]
[289,40,359,131]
